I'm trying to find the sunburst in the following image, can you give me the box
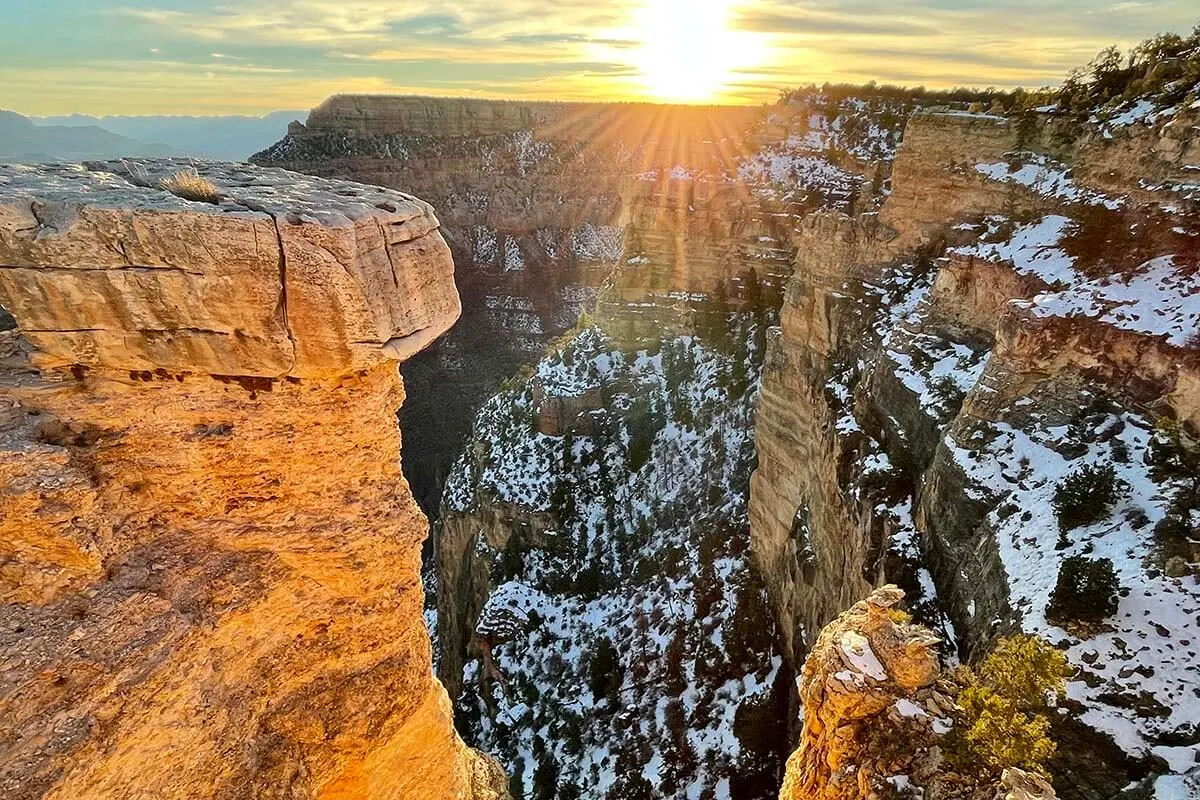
[632,0,758,102]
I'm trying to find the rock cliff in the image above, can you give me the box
[0,161,505,799]
[750,107,1200,797]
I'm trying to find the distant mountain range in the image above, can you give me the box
[0,109,304,162]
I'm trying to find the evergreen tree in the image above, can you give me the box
[664,622,689,696]
[587,636,623,706]
[532,751,560,800]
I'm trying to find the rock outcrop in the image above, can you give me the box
[0,161,504,799]
[779,585,1055,800]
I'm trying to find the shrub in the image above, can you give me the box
[1052,464,1126,533]
[1047,555,1119,623]
[953,635,1070,777]
[160,169,220,203]
[977,635,1073,709]
[958,686,1057,774]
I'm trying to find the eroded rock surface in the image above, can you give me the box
[0,160,503,800]
[780,586,1054,800]
[0,161,459,379]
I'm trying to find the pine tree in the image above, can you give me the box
[532,751,560,800]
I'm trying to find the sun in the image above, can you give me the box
[633,0,754,102]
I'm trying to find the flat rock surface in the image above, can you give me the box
[0,160,460,378]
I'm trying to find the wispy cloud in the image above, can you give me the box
[0,0,1195,114]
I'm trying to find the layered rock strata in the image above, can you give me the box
[0,161,504,799]
[252,97,764,514]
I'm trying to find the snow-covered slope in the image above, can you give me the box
[440,314,790,800]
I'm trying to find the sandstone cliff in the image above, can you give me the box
[0,161,505,799]
[750,109,1200,797]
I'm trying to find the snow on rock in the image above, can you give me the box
[1017,255,1200,348]
[737,144,861,207]
[839,631,889,681]
[442,316,789,799]
[476,581,550,641]
[943,398,1200,758]
[974,155,1125,209]
[571,223,624,262]
[952,215,1079,285]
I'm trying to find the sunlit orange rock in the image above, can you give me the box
[0,161,505,800]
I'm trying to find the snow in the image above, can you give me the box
[668,165,695,181]
[571,223,624,262]
[738,142,861,208]
[934,110,1006,122]
[840,631,888,681]
[473,225,498,265]
[1017,255,1200,348]
[1106,99,1157,128]
[974,156,1124,209]
[503,236,525,272]
[441,318,788,798]
[951,215,1079,285]
[942,399,1200,758]
[1152,773,1200,800]
[895,699,928,719]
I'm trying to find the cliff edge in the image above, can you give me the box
[0,161,505,799]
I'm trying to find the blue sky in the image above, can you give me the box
[1,0,1196,115]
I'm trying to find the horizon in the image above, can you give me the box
[3,1,1199,117]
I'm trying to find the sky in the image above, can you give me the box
[1,0,1197,116]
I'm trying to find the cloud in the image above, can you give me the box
[734,9,941,37]
[2,0,1197,114]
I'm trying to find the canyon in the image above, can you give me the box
[252,97,773,515]
[1,74,1199,800]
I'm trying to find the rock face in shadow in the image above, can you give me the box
[0,160,506,800]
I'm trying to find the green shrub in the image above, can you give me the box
[958,686,1057,774]
[953,635,1070,777]
[1047,555,1119,623]
[1052,464,1126,533]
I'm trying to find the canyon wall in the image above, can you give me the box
[252,97,763,515]
[752,109,1200,797]
[0,161,505,799]
[419,96,914,800]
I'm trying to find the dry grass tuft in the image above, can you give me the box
[160,169,219,204]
